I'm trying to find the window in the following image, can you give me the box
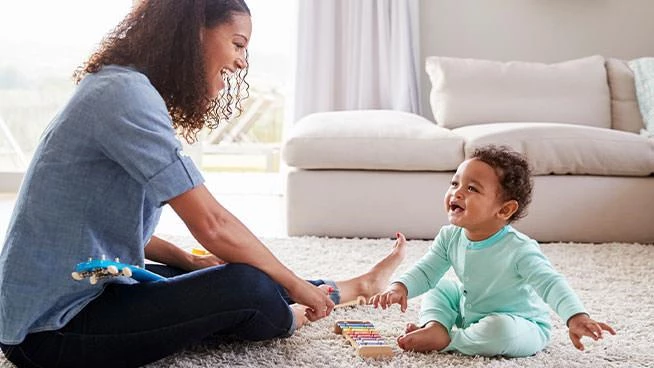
[0,1,296,176]
[0,1,133,173]
[197,0,296,173]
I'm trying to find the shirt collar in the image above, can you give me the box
[466,225,509,250]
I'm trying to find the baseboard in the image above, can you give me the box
[0,171,24,193]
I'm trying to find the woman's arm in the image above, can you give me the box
[144,235,224,271]
[167,184,333,320]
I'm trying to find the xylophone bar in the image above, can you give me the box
[334,320,394,358]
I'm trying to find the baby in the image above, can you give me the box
[370,145,616,357]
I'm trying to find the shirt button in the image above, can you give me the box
[463,290,467,295]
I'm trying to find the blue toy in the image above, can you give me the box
[72,257,165,284]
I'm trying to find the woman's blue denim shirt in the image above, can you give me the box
[0,65,204,344]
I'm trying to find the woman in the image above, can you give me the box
[0,1,406,367]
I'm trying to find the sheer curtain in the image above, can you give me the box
[293,0,421,121]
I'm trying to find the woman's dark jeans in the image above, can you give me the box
[1,263,330,368]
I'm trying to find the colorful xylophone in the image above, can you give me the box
[334,320,394,358]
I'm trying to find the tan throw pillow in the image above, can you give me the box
[453,122,654,176]
[605,58,645,133]
[425,55,611,129]
[282,110,464,171]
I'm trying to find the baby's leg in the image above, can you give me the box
[398,279,462,352]
[397,321,450,352]
[445,314,549,357]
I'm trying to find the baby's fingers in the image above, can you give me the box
[586,321,613,340]
[370,294,387,309]
[587,321,617,340]
[400,296,408,313]
[368,294,379,308]
[569,331,585,351]
[599,322,617,335]
[379,294,392,310]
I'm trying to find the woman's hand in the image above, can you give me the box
[187,253,226,271]
[369,282,409,312]
[169,185,335,320]
[286,278,335,322]
[567,313,616,351]
[145,236,226,271]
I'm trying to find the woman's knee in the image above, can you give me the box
[220,264,281,303]
[208,264,294,340]
[221,264,274,287]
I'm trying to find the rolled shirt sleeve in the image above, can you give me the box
[92,66,203,205]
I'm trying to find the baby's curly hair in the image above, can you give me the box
[471,145,533,223]
[73,0,251,144]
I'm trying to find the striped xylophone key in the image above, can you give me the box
[333,320,393,358]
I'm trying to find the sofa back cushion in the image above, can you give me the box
[426,55,611,129]
[282,110,464,171]
[605,58,645,134]
[453,123,654,176]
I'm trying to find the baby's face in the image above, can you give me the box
[444,158,507,241]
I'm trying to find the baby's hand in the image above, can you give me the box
[369,282,408,312]
[567,313,616,351]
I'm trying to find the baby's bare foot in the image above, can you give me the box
[404,322,420,334]
[397,322,450,353]
[290,304,310,330]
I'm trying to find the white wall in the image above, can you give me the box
[419,0,654,119]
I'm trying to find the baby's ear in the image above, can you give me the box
[497,200,519,221]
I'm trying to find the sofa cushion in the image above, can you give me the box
[453,123,654,176]
[606,58,645,134]
[629,57,654,138]
[283,110,464,171]
[426,55,611,129]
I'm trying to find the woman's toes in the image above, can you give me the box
[317,284,333,294]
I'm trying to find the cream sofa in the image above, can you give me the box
[282,55,654,243]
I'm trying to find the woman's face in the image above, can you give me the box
[201,13,252,99]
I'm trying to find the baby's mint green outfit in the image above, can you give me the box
[395,225,586,357]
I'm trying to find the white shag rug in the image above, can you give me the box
[1,236,652,368]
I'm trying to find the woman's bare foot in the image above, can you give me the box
[290,304,310,330]
[397,322,450,352]
[335,232,408,302]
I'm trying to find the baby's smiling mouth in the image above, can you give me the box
[449,202,464,213]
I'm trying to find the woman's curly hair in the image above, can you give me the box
[471,145,533,223]
[73,0,251,143]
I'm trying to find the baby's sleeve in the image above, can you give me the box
[395,226,453,298]
[516,245,586,323]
